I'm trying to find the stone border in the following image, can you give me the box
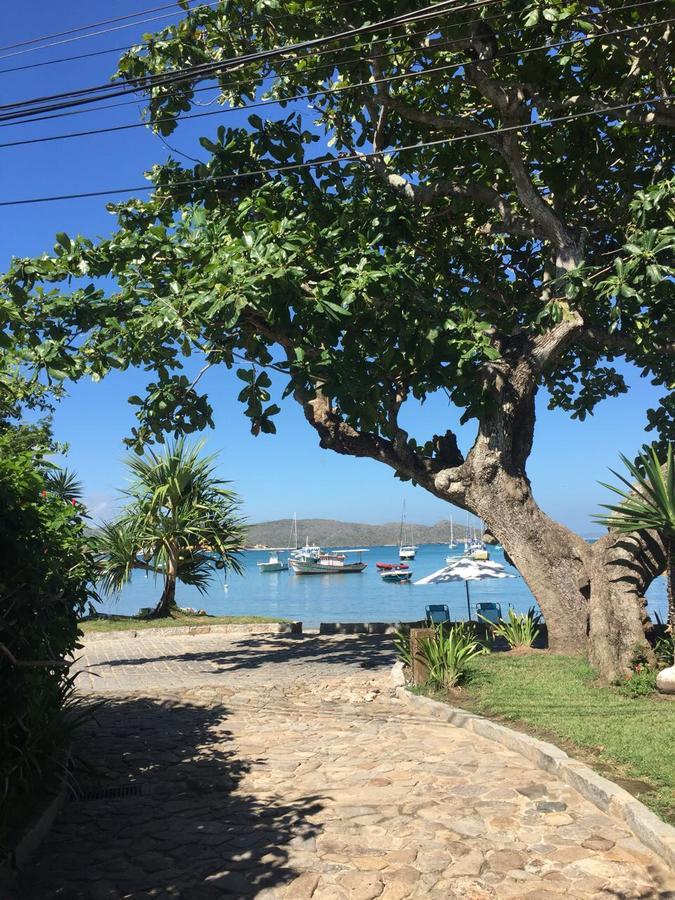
[82,621,302,641]
[319,622,399,635]
[394,682,675,870]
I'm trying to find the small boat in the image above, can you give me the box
[257,551,288,573]
[448,516,457,550]
[289,543,367,574]
[380,569,413,583]
[376,562,409,571]
[398,500,417,559]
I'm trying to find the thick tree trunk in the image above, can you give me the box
[152,561,177,617]
[465,472,590,653]
[586,533,658,678]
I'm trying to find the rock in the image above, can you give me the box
[335,871,384,899]
[535,801,568,813]
[656,664,675,694]
[486,849,527,872]
[285,872,321,898]
[581,835,615,852]
[390,661,406,688]
[517,784,548,800]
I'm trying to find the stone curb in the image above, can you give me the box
[394,684,675,870]
[81,621,302,641]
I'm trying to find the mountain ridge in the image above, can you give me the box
[246,518,471,548]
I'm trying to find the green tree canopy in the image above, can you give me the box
[1,0,673,674]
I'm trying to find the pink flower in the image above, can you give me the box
[71,498,77,506]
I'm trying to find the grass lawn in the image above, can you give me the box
[80,611,290,633]
[443,652,675,824]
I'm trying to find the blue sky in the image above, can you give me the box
[1,2,665,533]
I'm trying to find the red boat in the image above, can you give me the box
[376,562,409,571]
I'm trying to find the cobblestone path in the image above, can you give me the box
[20,633,675,899]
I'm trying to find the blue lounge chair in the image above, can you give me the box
[426,604,450,626]
[475,602,502,626]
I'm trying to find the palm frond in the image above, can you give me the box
[595,445,675,537]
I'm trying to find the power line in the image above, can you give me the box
[1,18,670,149]
[0,96,667,208]
[2,3,669,131]
[0,0,367,60]
[0,0,663,79]
[0,1,206,53]
[0,0,500,119]
[0,0,666,134]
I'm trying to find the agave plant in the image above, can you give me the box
[595,445,674,627]
[486,607,541,649]
[96,439,246,617]
[393,626,412,668]
[419,623,487,688]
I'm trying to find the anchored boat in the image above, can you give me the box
[257,551,288,573]
[380,569,412,584]
[289,544,368,574]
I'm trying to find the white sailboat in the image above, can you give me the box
[447,516,457,550]
[257,513,298,573]
[399,500,416,560]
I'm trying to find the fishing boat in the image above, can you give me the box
[257,551,288,573]
[398,500,417,560]
[289,543,368,574]
[376,562,409,571]
[380,569,412,584]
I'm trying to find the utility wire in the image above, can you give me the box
[0,0,367,59]
[0,0,666,131]
[2,1,669,128]
[0,1,206,52]
[0,0,663,78]
[0,0,500,118]
[0,18,671,149]
[0,96,667,207]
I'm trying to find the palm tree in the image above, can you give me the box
[97,439,246,617]
[45,467,83,503]
[595,444,675,627]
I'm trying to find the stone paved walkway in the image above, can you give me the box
[20,633,675,899]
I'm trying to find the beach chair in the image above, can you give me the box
[425,604,450,626]
[475,602,502,626]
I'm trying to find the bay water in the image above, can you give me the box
[97,543,668,627]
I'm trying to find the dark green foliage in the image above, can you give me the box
[0,430,97,849]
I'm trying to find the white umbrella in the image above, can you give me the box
[414,557,515,620]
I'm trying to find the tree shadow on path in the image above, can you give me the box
[98,633,396,676]
[19,695,323,899]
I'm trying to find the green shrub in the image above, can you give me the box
[615,664,658,698]
[419,623,487,688]
[393,626,412,668]
[655,633,674,668]
[0,430,97,849]
[485,606,541,649]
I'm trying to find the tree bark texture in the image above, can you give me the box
[152,559,177,617]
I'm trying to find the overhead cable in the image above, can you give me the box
[0,17,671,147]
[0,0,663,78]
[0,0,501,118]
[0,96,668,207]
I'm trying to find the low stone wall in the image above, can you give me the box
[83,621,302,642]
[319,622,399,635]
[395,684,675,870]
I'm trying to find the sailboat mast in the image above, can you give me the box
[399,500,405,549]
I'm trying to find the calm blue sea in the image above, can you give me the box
[96,544,668,627]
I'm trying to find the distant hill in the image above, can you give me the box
[246,518,470,548]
